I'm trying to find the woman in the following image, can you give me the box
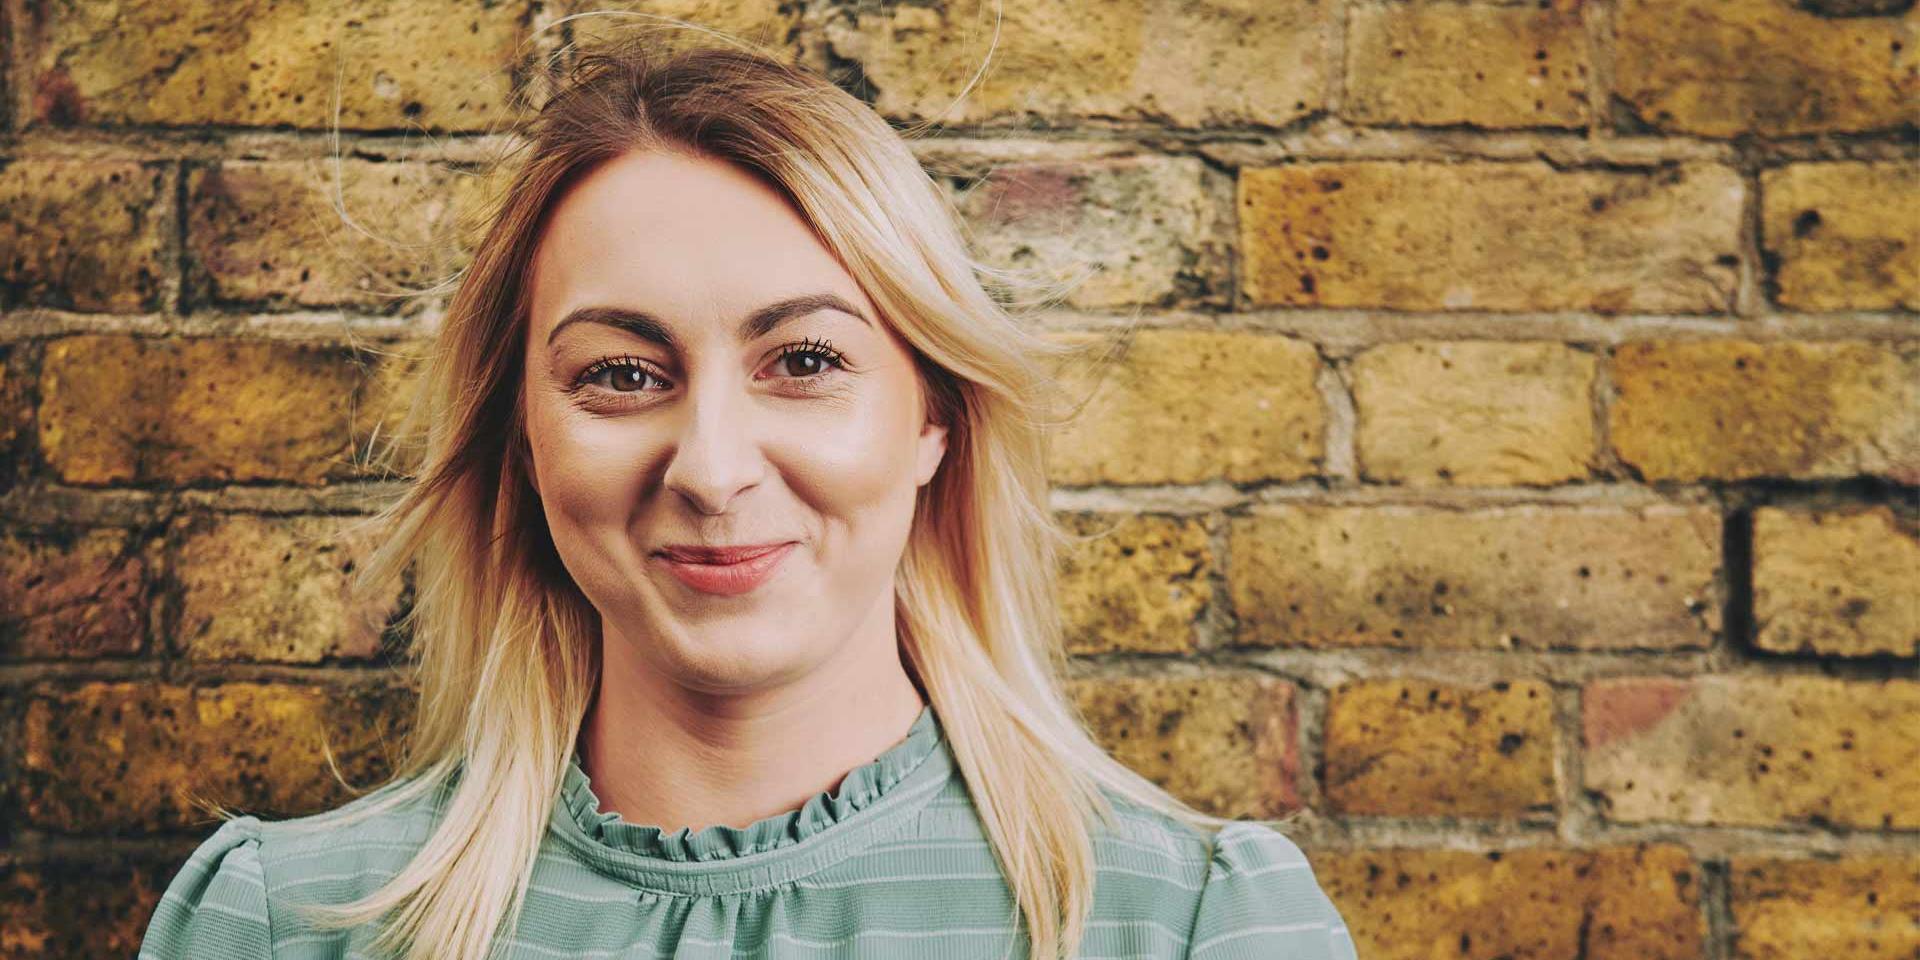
[138,35,1355,960]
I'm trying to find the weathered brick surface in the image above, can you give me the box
[1229,505,1720,651]
[0,859,169,957]
[36,336,366,486]
[1344,0,1590,129]
[825,0,1329,127]
[1609,340,1920,483]
[1730,856,1920,960]
[0,351,26,451]
[0,528,146,659]
[1046,330,1324,486]
[22,0,528,130]
[1,11,1913,957]
[187,160,483,309]
[1056,512,1211,655]
[1318,846,1704,960]
[1239,161,1743,312]
[560,0,801,59]
[171,513,401,662]
[1068,674,1298,819]
[17,681,412,832]
[1583,676,1920,829]
[1752,506,1919,658]
[952,157,1227,308]
[1324,679,1555,818]
[1351,341,1597,486]
[0,160,174,312]
[1615,0,1919,138]
[0,348,36,494]
[1762,162,1920,312]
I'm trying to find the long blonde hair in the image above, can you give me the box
[282,26,1255,960]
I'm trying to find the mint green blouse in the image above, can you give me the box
[139,703,1356,959]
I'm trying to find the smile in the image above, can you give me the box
[653,542,796,596]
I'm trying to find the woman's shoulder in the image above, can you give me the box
[1089,793,1356,959]
[250,775,449,897]
[139,815,272,958]
[1090,789,1324,873]
[138,776,448,957]
[1183,820,1358,960]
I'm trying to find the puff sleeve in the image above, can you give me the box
[1184,821,1357,960]
[138,816,275,959]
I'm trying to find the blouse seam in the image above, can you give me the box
[629,797,935,900]
[254,828,279,951]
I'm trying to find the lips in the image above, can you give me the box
[655,542,793,564]
[652,541,798,597]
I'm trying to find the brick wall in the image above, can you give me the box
[2,1,1915,956]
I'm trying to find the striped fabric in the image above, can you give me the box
[139,703,1356,959]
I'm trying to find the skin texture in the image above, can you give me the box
[523,149,946,834]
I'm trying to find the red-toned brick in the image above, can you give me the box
[0,528,146,659]
[1584,676,1920,829]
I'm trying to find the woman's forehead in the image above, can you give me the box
[527,150,872,343]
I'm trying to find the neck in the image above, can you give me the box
[576,602,927,835]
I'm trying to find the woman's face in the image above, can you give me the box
[522,149,947,695]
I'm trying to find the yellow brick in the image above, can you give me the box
[561,0,801,58]
[1068,674,1297,819]
[0,350,33,479]
[1583,676,1920,829]
[1047,330,1324,486]
[1057,512,1212,655]
[0,355,23,455]
[1345,0,1589,128]
[1753,506,1920,658]
[0,160,174,312]
[824,0,1328,127]
[172,513,402,662]
[1730,856,1920,960]
[1352,340,1597,486]
[1763,162,1920,311]
[18,681,411,831]
[1239,161,1742,312]
[36,336,368,485]
[1229,505,1720,651]
[24,0,528,130]
[1609,340,1920,483]
[187,160,486,308]
[1325,679,1555,817]
[1319,846,1703,960]
[954,157,1226,309]
[1616,0,1918,137]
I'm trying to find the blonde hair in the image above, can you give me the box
[275,24,1262,960]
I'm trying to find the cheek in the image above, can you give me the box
[775,392,922,508]
[527,402,652,527]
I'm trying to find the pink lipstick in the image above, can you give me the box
[653,542,796,596]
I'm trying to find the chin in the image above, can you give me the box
[649,622,818,690]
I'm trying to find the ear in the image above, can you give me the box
[914,417,948,488]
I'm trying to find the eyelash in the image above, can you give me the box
[573,337,851,397]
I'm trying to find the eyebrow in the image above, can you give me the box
[545,293,871,349]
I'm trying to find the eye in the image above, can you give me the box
[577,358,666,393]
[766,337,849,380]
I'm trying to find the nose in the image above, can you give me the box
[659,376,765,516]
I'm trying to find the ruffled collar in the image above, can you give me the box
[548,702,953,895]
